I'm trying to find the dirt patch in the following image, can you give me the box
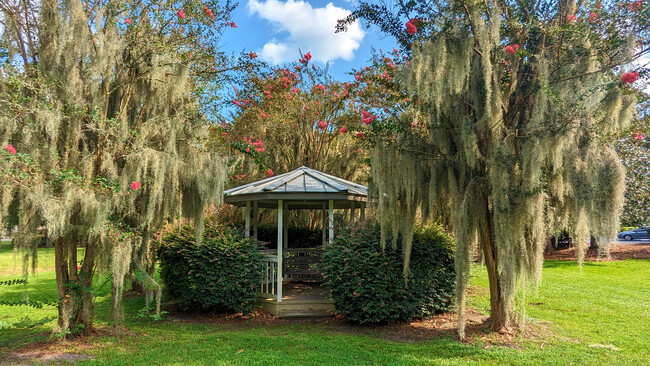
[2,329,115,365]
[544,242,650,261]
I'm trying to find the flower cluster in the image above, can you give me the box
[621,72,640,84]
[405,19,417,35]
[130,181,142,191]
[361,110,377,125]
[299,52,312,64]
[4,144,16,155]
[317,120,328,132]
[505,44,519,55]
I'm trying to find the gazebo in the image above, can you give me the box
[223,166,367,316]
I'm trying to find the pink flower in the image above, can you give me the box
[632,132,644,140]
[339,126,348,134]
[629,1,642,11]
[566,14,576,23]
[405,21,417,35]
[177,9,185,19]
[267,168,274,177]
[249,52,257,59]
[621,72,640,84]
[355,131,365,138]
[317,121,328,131]
[221,132,228,136]
[203,5,215,19]
[77,265,82,270]
[4,144,16,155]
[124,18,132,25]
[130,181,141,191]
[388,62,394,69]
[304,52,312,61]
[589,12,598,22]
[230,22,237,28]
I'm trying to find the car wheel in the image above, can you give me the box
[624,234,633,241]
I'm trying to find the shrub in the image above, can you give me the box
[320,221,454,324]
[256,224,324,249]
[158,220,264,314]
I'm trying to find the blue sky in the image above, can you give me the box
[219,0,399,81]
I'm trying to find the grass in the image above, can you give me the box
[1,238,649,365]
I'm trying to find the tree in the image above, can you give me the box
[221,55,371,182]
[342,0,649,337]
[0,0,242,335]
[617,134,650,226]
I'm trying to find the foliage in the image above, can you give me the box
[219,55,373,183]
[616,136,650,226]
[346,0,649,337]
[158,218,264,314]
[321,221,454,324]
[0,0,242,335]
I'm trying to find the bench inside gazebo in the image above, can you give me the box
[223,166,367,317]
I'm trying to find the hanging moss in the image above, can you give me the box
[0,1,229,334]
[371,4,636,338]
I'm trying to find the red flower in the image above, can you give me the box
[566,14,576,23]
[230,22,237,28]
[203,5,215,19]
[266,168,274,177]
[355,131,365,138]
[632,132,644,140]
[339,126,348,134]
[505,45,515,55]
[589,12,598,22]
[317,121,328,131]
[304,52,312,61]
[130,181,142,191]
[124,18,132,25]
[621,72,640,84]
[177,9,185,19]
[405,21,417,35]
[249,52,257,59]
[4,144,16,155]
[221,132,228,136]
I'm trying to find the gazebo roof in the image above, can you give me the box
[223,166,367,209]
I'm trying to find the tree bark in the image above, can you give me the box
[480,202,508,332]
[54,235,94,336]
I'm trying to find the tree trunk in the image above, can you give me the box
[480,203,508,332]
[54,236,94,336]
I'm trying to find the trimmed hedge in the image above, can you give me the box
[321,222,455,324]
[158,221,264,314]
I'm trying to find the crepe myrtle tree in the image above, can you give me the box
[0,0,255,335]
[339,0,649,337]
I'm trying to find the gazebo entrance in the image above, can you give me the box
[223,166,367,317]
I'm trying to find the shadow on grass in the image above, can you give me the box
[542,260,607,269]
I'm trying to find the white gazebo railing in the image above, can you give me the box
[258,248,324,300]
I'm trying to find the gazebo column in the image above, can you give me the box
[321,202,327,246]
[283,202,288,249]
[328,200,334,244]
[244,201,251,238]
[350,201,355,223]
[360,202,366,222]
[277,200,283,302]
[252,202,258,240]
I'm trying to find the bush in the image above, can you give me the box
[158,220,264,314]
[256,224,324,249]
[321,222,455,324]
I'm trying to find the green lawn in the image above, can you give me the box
[1,239,648,365]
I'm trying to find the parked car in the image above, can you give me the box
[617,226,650,241]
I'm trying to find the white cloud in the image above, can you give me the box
[248,0,365,64]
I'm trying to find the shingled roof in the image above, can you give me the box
[223,166,367,209]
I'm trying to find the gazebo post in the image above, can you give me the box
[244,201,251,238]
[321,202,327,246]
[328,200,334,244]
[360,202,366,222]
[277,200,283,302]
[283,202,288,249]
[350,201,355,223]
[252,201,258,240]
